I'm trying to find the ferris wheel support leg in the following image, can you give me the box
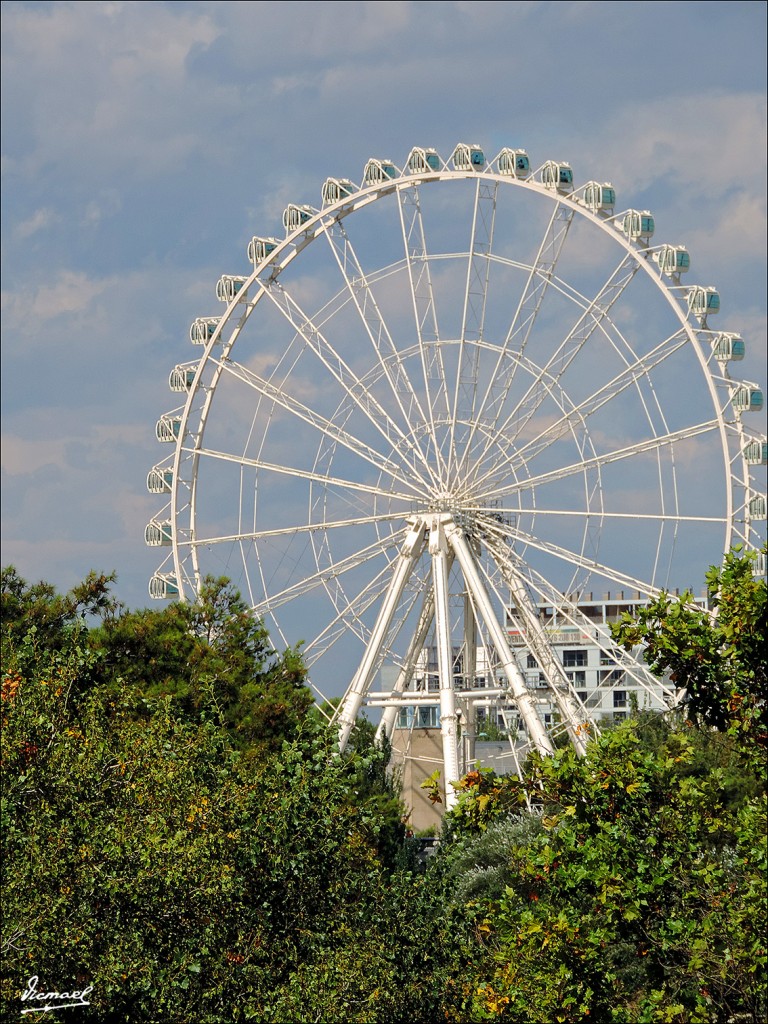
[375,588,437,746]
[460,590,479,776]
[429,517,461,809]
[504,566,592,756]
[337,518,427,753]
[444,518,554,757]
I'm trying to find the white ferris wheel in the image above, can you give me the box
[147,143,766,807]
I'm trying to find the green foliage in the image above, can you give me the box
[439,721,766,1022]
[446,765,523,837]
[0,643,456,1022]
[3,553,765,1022]
[2,565,118,639]
[476,715,509,741]
[612,547,767,758]
[0,569,463,1022]
[445,814,545,907]
[88,575,313,753]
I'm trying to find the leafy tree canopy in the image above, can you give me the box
[1,569,462,1022]
[612,546,767,757]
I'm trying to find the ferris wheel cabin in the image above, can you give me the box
[541,161,574,192]
[147,466,174,493]
[711,333,745,364]
[247,236,279,264]
[581,181,616,213]
[189,317,220,345]
[616,210,655,243]
[743,440,768,465]
[145,520,173,547]
[283,205,316,233]
[149,573,179,600]
[321,178,356,206]
[653,244,690,277]
[452,144,485,171]
[687,286,720,320]
[732,386,764,414]
[363,159,398,185]
[216,276,248,303]
[169,365,197,392]
[497,148,531,178]
[407,147,441,173]
[155,414,182,443]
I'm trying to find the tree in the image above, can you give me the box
[1,569,465,1022]
[612,547,767,758]
[436,722,766,1023]
[2,565,117,648]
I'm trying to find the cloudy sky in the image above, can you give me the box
[2,0,766,619]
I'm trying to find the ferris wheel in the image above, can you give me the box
[146,142,766,807]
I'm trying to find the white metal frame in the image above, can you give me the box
[147,145,766,807]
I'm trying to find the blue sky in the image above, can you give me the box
[2,0,766,617]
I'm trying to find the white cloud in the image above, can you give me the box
[14,207,57,239]
[1,270,107,331]
[570,92,767,220]
[2,1,221,180]
[83,190,122,226]
[1,435,69,476]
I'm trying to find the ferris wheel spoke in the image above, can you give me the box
[510,508,725,526]
[213,357,425,496]
[193,446,416,505]
[261,279,435,492]
[503,329,690,476]
[320,219,443,490]
[337,517,428,748]
[182,509,405,549]
[302,555,407,669]
[397,184,450,481]
[475,418,720,503]
[376,584,437,742]
[471,254,640,475]
[479,552,592,752]
[251,530,400,618]
[449,179,498,483]
[472,202,574,438]
[493,518,663,598]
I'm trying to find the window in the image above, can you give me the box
[613,711,627,722]
[567,671,586,686]
[396,705,440,729]
[600,669,625,685]
[576,691,588,705]
[563,649,587,667]
[613,691,627,709]
[526,653,538,669]
[600,648,621,666]
[417,706,440,728]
